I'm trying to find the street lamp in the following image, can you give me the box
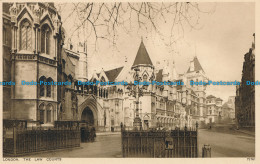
[127,68,148,130]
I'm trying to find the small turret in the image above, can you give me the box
[162,60,170,82]
[77,42,88,81]
[171,60,178,81]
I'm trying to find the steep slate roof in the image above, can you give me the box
[187,56,205,73]
[156,69,163,82]
[104,67,124,82]
[132,41,153,67]
[206,95,216,99]
[216,97,223,101]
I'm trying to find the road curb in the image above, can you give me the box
[235,130,255,137]
[96,132,121,136]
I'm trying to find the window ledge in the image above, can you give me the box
[40,53,55,59]
[38,97,57,102]
[17,50,34,54]
[40,123,54,127]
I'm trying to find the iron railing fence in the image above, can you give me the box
[3,120,81,156]
[121,128,198,158]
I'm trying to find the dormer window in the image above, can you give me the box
[41,24,51,54]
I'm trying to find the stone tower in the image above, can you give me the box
[185,56,208,121]
[131,40,155,128]
[7,3,62,126]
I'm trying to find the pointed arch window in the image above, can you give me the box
[39,103,45,123]
[39,76,46,97]
[143,74,148,82]
[41,24,51,54]
[100,76,106,86]
[46,104,53,123]
[101,76,106,82]
[46,77,53,97]
[20,20,32,50]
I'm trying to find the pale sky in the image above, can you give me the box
[58,2,255,102]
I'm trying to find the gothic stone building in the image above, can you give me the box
[3,2,209,131]
[235,34,255,128]
[2,2,122,131]
[222,96,235,122]
[3,3,63,127]
[88,41,209,131]
[205,95,223,124]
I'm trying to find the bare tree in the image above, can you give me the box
[57,2,215,51]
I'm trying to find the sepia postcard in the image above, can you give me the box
[0,0,258,163]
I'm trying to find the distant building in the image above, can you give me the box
[235,34,255,128]
[184,56,208,123]
[222,96,235,122]
[205,95,223,124]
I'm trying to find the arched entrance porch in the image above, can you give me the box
[81,107,95,126]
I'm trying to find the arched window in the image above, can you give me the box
[143,74,148,82]
[46,77,53,97]
[94,86,97,95]
[101,76,106,82]
[68,75,73,88]
[62,59,66,69]
[46,104,53,123]
[39,76,46,97]
[20,19,32,51]
[93,78,97,83]
[100,76,106,86]
[106,89,108,98]
[39,103,45,123]
[41,24,51,54]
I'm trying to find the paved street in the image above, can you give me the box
[198,129,255,157]
[29,133,122,158]
[28,129,254,158]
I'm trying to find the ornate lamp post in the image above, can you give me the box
[127,68,148,130]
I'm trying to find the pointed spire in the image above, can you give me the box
[172,60,178,80]
[187,56,204,73]
[195,44,197,57]
[252,33,255,56]
[162,60,169,76]
[132,40,153,68]
[35,3,40,11]
[9,2,18,16]
[252,33,255,48]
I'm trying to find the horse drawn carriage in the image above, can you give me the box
[79,122,96,142]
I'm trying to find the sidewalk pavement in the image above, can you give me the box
[96,131,121,136]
